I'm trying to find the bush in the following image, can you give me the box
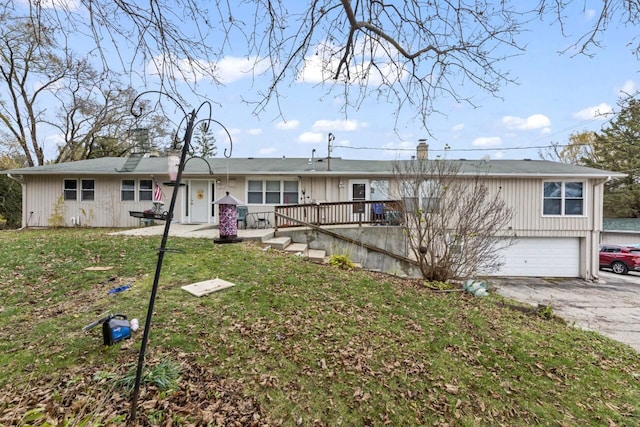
[328,254,355,270]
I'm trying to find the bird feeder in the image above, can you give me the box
[213,192,244,243]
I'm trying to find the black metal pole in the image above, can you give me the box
[128,110,196,424]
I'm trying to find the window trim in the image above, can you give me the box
[542,181,585,217]
[246,178,299,205]
[121,179,136,202]
[81,179,95,201]
[63,178,78,201]
[139,179,154,202]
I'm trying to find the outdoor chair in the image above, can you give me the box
[371,202,384,224]
[237,206,248,229]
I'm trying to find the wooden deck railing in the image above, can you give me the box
[274,200,404,229]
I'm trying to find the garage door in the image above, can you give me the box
[494,237,580,277]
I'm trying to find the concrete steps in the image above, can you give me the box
[263,236,291,250]
[284,242,308,254]
[307,249,327,263]
[264,236,327,263]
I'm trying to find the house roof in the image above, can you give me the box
[2,156,626,179]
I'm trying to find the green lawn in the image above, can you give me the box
[0,228,639,426]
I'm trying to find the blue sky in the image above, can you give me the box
[36,2,639,162]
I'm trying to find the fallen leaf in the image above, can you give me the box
[445,384,459,395]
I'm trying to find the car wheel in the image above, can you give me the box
[611,261,629,275]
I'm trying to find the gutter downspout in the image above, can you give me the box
[590,176,610,281]
[6,173,22,184]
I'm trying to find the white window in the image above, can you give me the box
[81,179,95,201]
[401,179,440,213]
[139,179,153,201]
[420,179,440,213]
[64,179,95,201]
[247,180,263,204]
[64,179,78,201]
[370,180,390,201]
[121,180,135,201]
[247,179,299,205]
[121,179,155,202]
[543,181,584,216]
[283,181,299,204]
[265,180,281,204]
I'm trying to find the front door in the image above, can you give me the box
[189,180,209,223]
[349,180,369,220]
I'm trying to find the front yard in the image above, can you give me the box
[0,229,639,425]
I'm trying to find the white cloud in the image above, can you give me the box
[492,151,505,159]
[311,119,364,132]
[472,137,502,147]
[618,80,638,96]
[298,53,335,84]
[382,140,415,150]
[46,132,66,148]
[18,0,79,9]
[452,123,465,132]
[275,120,300,130]
[584,9,596,20]
[247,128,263,136]
[148,55,268,84]
[298,132,324,144]
[297,41,408,86]
[502,114,551,130]
[217,127,242,143]
[572,103,613,120]
[216,56,269,84]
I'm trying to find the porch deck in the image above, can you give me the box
[274,199,404,229]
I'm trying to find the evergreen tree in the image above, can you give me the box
[193,123,217,158]
[584,98,640,217]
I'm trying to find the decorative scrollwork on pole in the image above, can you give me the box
[127,92,232,424]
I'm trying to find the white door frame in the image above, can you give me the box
[188,179,211,223]
[348,179,369,221]
[348,179,369,201]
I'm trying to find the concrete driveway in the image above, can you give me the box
[492,272,640,352]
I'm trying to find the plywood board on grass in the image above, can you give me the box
[181,278,235,297]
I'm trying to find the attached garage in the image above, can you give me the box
[495,237,580,277]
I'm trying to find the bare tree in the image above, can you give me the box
[52,81,171,162]
[0,12,170,165]
[19,1,639,128]
[392,157,514,282]
[0,15,71,166]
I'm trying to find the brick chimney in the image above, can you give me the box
[416,141,428,159]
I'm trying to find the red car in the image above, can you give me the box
[599,245,640,275]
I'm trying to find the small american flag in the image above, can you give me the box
[153,183,163,202]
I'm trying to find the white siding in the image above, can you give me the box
[483,178,593,234]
